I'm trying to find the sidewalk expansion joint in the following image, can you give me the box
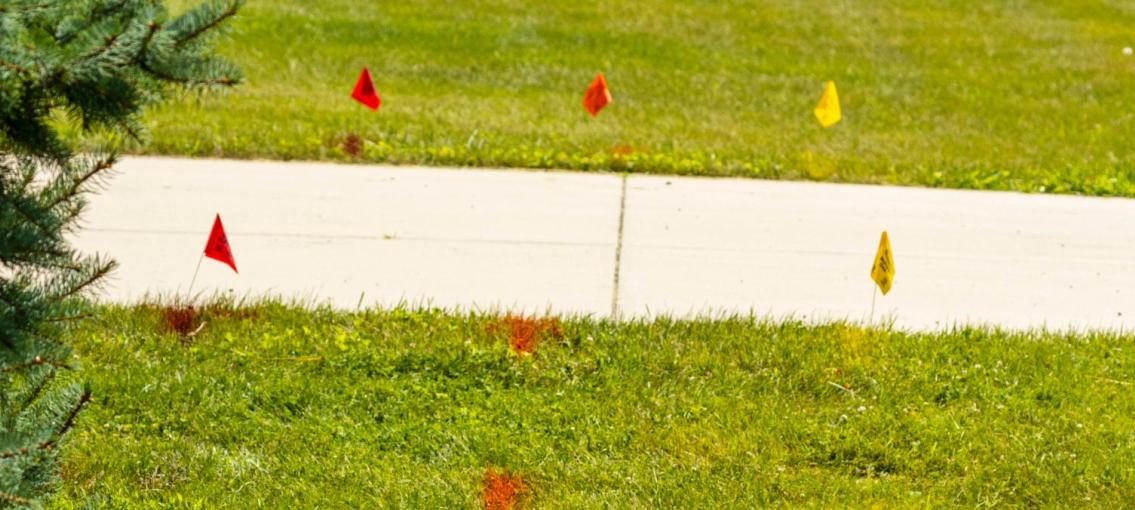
[611,174,628,319]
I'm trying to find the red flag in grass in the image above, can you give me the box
[582,73,612,117]
[352,67,381,111]
[204,214,237,273]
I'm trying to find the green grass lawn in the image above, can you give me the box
[139,0,1135,196]
[51,303,1135,508]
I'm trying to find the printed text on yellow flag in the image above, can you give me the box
[814,81,841,128]
[871,231,895,295]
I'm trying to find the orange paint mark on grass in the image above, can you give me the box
[488,315,563,356]
[482,469,527,510]
[341,133,363,158]
[612,144,638,156]
[160,305,199,336]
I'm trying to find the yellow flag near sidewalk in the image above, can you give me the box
[813,81,841,128]
[871,231,894,295]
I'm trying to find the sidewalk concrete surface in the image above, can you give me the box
[73,157,1135,331]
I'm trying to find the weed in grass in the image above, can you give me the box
[482,469,527,510]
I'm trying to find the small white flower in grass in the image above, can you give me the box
[1125,47,1134,56]
[857,406,867,412]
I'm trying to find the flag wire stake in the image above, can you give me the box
[870,285,877,324]
[185,252,205,305]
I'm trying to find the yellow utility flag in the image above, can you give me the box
[813,81,841,128]
[871,231,895,295]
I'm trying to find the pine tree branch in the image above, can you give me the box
[93,0,131,17]
[0,2,50,15]
[16,164,38,191]
[50,263,113,302]
[47,388,91,446]
[0,390,91,459]
[0,248,74,269]
[0,286,91,327]
[135,21,239,86]
[5,198,58,245]
[42,313,93,323]
[0,1,240,501]
[80,32,121,62]
[16,368,55,413]
[137,21,161,61]
[138,61,238,86]
[175,2,241,47]
[0,329,71,355]
[56,0,130,45]
[3,356,73,373]
[0,491,32,506]
[0,60,29,74]
[44,157,116,209]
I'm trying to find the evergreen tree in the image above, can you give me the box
[0,0,241,504]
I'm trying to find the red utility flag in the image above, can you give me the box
[204,214,237,273]
[583,73,612,117]
[351,67,381,111]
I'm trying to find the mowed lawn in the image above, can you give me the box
[141,0,1135,195]
[52,304,1135,507]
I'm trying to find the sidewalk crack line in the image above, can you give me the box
[611,174,628,319]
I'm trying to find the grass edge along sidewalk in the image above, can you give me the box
[52,301,1135,508]
[136,0,1135,198]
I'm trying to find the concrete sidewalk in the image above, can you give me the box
[73,157,1135,331]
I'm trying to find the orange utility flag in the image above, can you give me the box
[870,231,894,295]
[351,67,381,111]
[204,214,237,273]
[583,73,612,116]
[813,80,841,128]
